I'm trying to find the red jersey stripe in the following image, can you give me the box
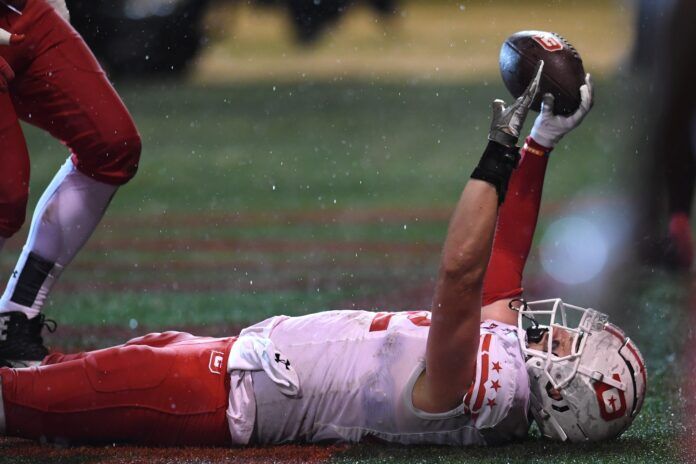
[471,334,492,413]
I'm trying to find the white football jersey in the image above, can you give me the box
[242,310,530,446]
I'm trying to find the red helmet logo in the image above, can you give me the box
[593,373,627,421]
[533,33,564,52]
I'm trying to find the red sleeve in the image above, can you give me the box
[482,137,551,306]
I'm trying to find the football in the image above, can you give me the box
[499,30,585,116]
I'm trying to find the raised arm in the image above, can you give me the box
[481,74,594,325]
[413,63,543,414]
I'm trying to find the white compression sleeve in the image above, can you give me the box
[0,158,118,318]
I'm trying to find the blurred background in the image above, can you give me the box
[28,0,644,325]
[2,1,693,458]
[8,0,679,350]
[66,0,631,80]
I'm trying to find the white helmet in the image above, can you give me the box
[514,298,647,442]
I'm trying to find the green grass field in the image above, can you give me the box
[0,1,689,462]
[10,79,626,334]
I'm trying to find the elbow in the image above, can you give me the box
[440,248,488,290]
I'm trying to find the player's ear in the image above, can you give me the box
[547,385,563,401]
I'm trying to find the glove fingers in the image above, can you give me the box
[583,73,594,109]
[540,93,555,117]
[525,61,544,97]
[584,73,593,93]
[563,83,592,126]
[578,83,592,113]
[491,99,505,118]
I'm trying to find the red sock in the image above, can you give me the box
[483,137,550,305]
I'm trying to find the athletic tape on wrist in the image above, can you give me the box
[470,141,520,204]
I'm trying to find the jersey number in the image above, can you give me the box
[369,311,431,332]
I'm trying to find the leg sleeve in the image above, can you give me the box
[0,93,29,238]
[6,0,141,185]
[482,143,550,305]
[2,333,235,446]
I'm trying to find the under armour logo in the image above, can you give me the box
[274,353,291,370]
[12,270,17,278]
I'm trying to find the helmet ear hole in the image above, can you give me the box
[545,381,564,401]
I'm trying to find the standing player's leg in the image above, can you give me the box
[634,0,696,270]
[0,29,25,254]
[659,0,696,269]
[0,1,141,365]
[0,92,28,252]
[0,92,38,360]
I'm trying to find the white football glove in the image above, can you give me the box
[46,0,70,22]
[529,74,593,149]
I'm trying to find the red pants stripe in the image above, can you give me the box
[1,331,236,446]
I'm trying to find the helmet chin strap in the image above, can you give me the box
[528,354,627,392]
[576,365,626,390]
[528,392,569,442]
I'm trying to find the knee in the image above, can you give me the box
[0,193,28,238]
[73,122,142,186]
[109,130,142,183]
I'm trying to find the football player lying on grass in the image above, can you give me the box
[0,62,646,446]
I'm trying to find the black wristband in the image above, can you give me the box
[470,141,520,204]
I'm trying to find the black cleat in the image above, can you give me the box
[0,312,56,368]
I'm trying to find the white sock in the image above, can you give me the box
[0,158,118,318]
